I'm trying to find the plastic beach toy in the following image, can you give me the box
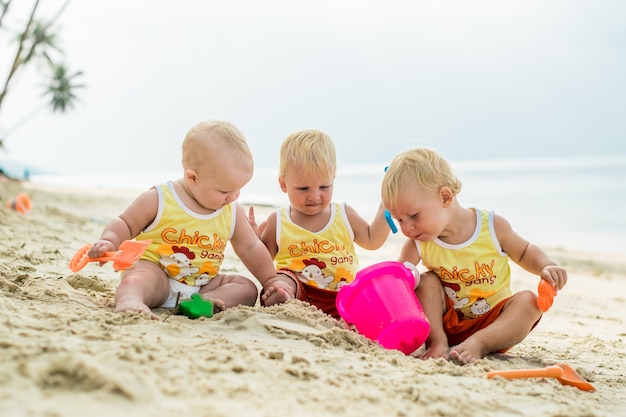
[336,261,430,355]
[487,364,595,392]
[6,192,32,214]
[177,293,214,319]
[537,280,557,312]
[384,210,398,233]
[69,239,152,272]
[382,165,398,233]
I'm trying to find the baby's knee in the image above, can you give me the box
[119,267,163,289]
[418,271,436,287]
[116,269,170,307]
[234,275,258,291]
[218,275,259,306]
[417,271,445,294]
[514,290,542,316]
[517,289,539,304]
[240,277,260,302]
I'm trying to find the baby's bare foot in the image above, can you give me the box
[210,297,226,313]
[450,338,487,365]
[114,297,159,320]
[262,284,295,306]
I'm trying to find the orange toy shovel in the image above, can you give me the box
[69,239,152,272]
[537,280,557,312]
[487,364,595,392]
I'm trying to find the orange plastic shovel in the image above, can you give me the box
[69,239,152,272]
[537,280,557,312]
[487,364,595,392]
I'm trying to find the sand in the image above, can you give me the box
[1,178,625,417]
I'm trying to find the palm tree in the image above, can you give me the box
[44,64,84,112]
[0,0,83,149]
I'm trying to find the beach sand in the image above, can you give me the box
[1,179,625,417]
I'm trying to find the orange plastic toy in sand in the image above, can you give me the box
[537,280,557,312]
[6,192,32,214]
[487,364,595,392]
[69,240,152,272]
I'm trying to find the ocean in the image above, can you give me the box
[28,154,626,257]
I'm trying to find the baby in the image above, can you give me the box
[87,120,286,319]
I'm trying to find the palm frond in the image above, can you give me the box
[42,64,85,112]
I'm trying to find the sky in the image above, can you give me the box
[1,0,625,177]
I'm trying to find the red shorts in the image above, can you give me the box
[443,295,540,352]
[261,269,340,319]
[443,295,510,348]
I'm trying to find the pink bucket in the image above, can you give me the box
[336,261,430,355]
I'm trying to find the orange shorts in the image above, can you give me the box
[443,295,540,352]
[443,295,510,346]
[261,269,340,319]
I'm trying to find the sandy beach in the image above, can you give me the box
[1,178,625,417]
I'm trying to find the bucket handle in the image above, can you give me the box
[403,262,421,289]
[336,283,355,323]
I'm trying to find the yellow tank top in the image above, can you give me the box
[135,181,235,286]
[418,209,511,319]
[274,203,358,290]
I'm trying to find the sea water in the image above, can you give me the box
[29,155,626,256]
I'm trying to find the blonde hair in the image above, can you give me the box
[279,129,336,178]
[381,148,462,208]
[182,120,253,172]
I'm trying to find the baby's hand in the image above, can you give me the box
[87,239,117,259]
[247,206,266,238]
[540,265,567,290]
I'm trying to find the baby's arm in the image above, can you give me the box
[87,189,159,258]
[258,210,279,258]
[247,206,267,239]
[346,203,390,250]
[397,238,421,266]
[247,206,279,259]
[494,214,567,290]
[231,204,284,285]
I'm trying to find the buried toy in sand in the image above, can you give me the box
[6,192,32,214]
